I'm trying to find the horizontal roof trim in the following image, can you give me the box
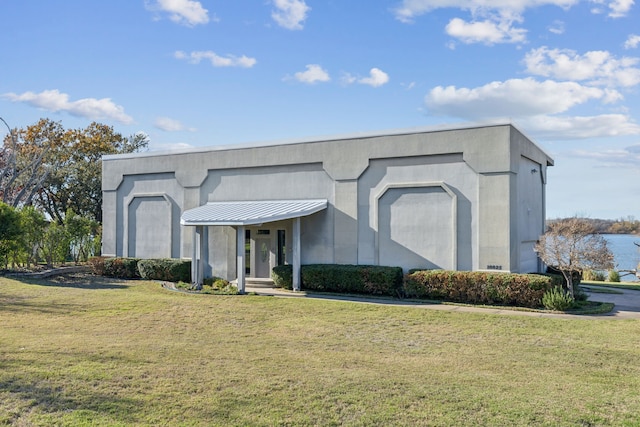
[180,199,328,226]
[103,122,533,161]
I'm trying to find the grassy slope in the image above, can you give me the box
[1,275,639,426]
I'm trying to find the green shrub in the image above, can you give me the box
[272,265,293,290]
[175,281,192,290]
[583,270,606,281]
[404,270,562,308]
[202,277,238,295]
[137,258,191,283]
[103,257,140,278]
[87,256,106,276]
[301,264,403,296]
[608,269,621,282]
[203,276,229,287]
[573,285,588,301]
[542,287,575,311]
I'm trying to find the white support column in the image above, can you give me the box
[192,226,204,286]
[197,226,205,286]
[236,225,245,294]
[191,227,198,285]
[292,217,301,291]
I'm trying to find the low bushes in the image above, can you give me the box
[175,276,238,294]
[89,256,191,282]
[404,270,562,308]
[275,264,562,308]
[272,265,293,290]
[583,269,606,282]
[542,287,575,311]
[608,269,621,282]
[302,264,403,296]
[102,257,140,279]
[272,264,404,296]
[137,259,191,283]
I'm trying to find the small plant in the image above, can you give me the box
[608,269,621,282]
[542,287,575,311]
[175,281,192,290]
[199,277,238,294]
[583,270,606,281]
[573,285,588,301]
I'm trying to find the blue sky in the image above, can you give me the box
[2,0,639,220]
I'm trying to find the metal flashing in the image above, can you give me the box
[180,199,328,226]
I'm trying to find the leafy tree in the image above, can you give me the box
[17,205,47,267]
[535,217,614,299]
[34,121,149,223]
[40,221,69,267]
[3,118,148,223]
[0,201,22,269]
[64,209,98,264]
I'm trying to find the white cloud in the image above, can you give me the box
[392,0,578,24]
[572,144,640,168]
[590,0,635,17]
[392,0,631,44]
[271,0,310,30]
[425,78,618,119]
[445,17,526,44]
[293,64,330,84]
[174,50,257,68]
[524,47,640,88]
[521,114,640,139]
[341,73,357,85]
[149,141,196,152]
[625,34,640,49]
[145,0,209,26]
[548,20,565,35]
[2,89,133,124]
[342,68,390,87]
[358,68,390,87]
[154,117,195,132]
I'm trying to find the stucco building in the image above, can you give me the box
[102,123,553,291]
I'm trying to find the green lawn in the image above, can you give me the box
[1,274,640,426]
[581,280,640,291]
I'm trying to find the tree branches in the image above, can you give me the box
[535,217,614,298]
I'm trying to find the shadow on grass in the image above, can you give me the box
[0,376,141,424]
[0,295,86,315]
[8,274,131,290]
[0,351,146,424]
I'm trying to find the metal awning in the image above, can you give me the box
[180,199,328,226]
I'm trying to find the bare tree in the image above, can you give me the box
[535,217,614,299]
[0,117,57,207]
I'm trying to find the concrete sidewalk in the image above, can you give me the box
[244,284,640,320]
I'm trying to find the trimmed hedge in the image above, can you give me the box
[137,259,191,283]
[302,264,403,296]
[271,264,404,295]
[89,256,191,282]
[272,265,293,290]
[87,256,107,276]
[404,270,563,308]
[102,257,140,279]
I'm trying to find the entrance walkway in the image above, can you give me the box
[244,284,640,320]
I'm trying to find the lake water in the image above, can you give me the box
[603,234,640,281]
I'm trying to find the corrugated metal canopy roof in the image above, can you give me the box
[180,199,328,226]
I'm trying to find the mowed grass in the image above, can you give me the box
[1,275,640,426]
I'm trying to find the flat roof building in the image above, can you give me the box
[102,123,553,291]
